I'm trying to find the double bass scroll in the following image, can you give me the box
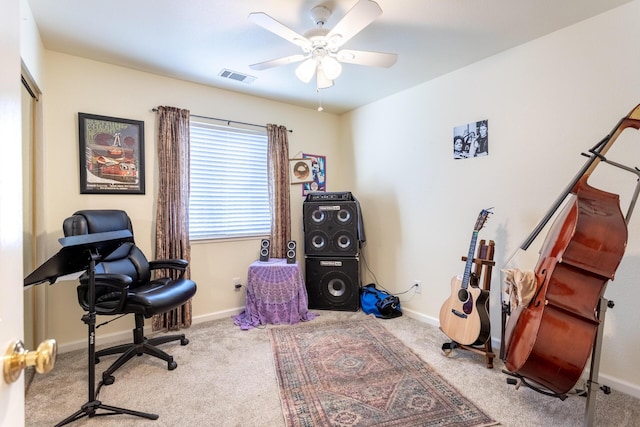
[519,104,640,251]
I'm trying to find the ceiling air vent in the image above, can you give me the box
[219,69,256,84]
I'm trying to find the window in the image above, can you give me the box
[189,120,270,240]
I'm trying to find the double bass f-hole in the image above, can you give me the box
[532,269,548,308]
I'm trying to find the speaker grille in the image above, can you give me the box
[303,201,359,257]
[286,240,296,264]
[305,257,359,311]
[259,239,270,262]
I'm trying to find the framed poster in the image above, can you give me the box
[78,113,145,194]
[289,158,314,184]
[453,119,488,159]
[301,153,326,196]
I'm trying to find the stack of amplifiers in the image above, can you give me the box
[303,192,361,311]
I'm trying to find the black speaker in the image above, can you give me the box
[303,201,359,257]
[286,240,296,264]
[259,239,270,262]
[305,257,360,311]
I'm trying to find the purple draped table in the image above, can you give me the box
[232,258,317,330]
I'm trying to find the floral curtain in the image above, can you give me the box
[152,105,193,331]
[267,124,291,258]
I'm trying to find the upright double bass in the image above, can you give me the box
[503,104,640,396]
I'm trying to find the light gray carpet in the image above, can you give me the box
[25,311,639,426]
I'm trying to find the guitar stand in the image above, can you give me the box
[441,240,496,369]
[502,296,612,427]
[55,250,158,426]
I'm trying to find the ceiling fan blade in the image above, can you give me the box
[336,49,397,67]
[327,0,382,47]
[250,54,307,71]
[248,12,311,49]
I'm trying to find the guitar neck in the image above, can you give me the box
[461,230,479,289]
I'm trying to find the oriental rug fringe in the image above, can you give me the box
[269,317,497,427]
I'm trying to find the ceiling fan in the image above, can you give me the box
[248,0,397,90]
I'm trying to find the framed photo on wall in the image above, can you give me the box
[78,113,145,194]
[301,153,326,196]
[453,119,488,159]
[289,158,314,184]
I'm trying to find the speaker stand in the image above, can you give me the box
[55,250,158,426]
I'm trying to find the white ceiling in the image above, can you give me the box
[27,0,632,114]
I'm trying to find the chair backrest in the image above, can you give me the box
[63,210,152,288]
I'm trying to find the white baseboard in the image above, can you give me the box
[56,307,245,354]
[401,308,640,400]
[401,307,439,327]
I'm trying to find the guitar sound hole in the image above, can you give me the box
[457,289,469,303]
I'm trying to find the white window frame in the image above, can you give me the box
[189,119,270,241]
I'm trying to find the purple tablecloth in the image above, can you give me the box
[232,258,317,330]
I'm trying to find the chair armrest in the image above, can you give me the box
[79,273,132,315]
[93,273,133,289]
[148,259,189,276]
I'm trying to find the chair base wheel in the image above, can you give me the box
[102,375,115,385]
[180,338,189,346]
[168,361,177,370]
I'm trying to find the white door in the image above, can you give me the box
[1,0,27,424]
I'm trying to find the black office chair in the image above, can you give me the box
[63,209,197,385]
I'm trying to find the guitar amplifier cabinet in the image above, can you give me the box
[303,200,359,257]
[305,257,360,311]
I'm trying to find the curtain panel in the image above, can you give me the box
[153,106,193,331]
[267,124,291,258]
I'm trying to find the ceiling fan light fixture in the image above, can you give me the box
[320,56,342,80]
[316,68,334,89]
[295,58,317,83]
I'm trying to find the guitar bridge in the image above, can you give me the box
[451,309,468,319]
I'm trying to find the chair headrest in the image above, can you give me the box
[63,210,133,236]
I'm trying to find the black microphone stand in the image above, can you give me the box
[24,230,158,425]
[55,248,158,426]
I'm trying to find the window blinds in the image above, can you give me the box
[189,120,270,240]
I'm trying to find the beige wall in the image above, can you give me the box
[39,51,344,348]
[344,1,640,397]
[22,0,640,400]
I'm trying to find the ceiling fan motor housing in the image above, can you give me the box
[310,5,331,26]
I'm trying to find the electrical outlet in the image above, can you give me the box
[233,277,242,291]
[414,280,422,294]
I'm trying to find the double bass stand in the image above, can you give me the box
[25,230,159,426]
[583,296,614,426]
[503,295,613,426]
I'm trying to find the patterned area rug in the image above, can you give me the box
[269,317,497,427]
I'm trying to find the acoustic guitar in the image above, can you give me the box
[439,209,492,346]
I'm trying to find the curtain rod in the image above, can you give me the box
[151,108,293,133]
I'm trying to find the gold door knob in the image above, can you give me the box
[3,339,57,384]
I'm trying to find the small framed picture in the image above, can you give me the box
[301,153,326,196]
[289,158,314,184]
[78,113,145,194]
[453,119,488,159]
